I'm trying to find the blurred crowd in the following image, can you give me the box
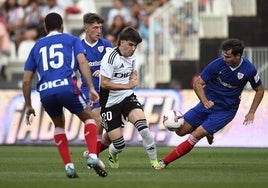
[0,0,74,79]
[0,0,172,79]
[0,0,205,80]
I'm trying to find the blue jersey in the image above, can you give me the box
[80,38,112,93]
[184,56,262,134]
[200,56,262,109]
[24,32,85,98]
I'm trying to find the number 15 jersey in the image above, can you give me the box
[24,31,85,98]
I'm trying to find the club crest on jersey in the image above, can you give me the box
[98,46,104,53]
[237,72,244,80]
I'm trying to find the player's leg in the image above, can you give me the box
[101,104,125,168]
[90,106,107,156]
[42,95,78,178]
[128,108,158,168]
[175,102,213,145]
[107,128,125,168]
[51,116,79,178]
[155,103,208,169]
[99,131,111,153]
[156,107,236,169]
[156,124,207,169]
[61,91,107,177]
[206,134,214,145]
[77,107,108,177]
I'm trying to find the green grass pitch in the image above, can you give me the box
[0,145,268,188]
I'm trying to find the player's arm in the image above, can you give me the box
[243,84,264,125]
[193,76,214,109]
[22,70,36,124]
[77,53,99,103]
[100,75,138,90]
[130,70,138,80]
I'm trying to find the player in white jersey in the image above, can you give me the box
[100,26,158,169]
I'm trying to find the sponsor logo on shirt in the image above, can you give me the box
[88,61,101,66]
[39,78,69,91]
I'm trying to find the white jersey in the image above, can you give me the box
[100,47,136,108]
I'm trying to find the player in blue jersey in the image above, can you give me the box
[80,13,113,156]
[100,26,158,169]
[22,13,108,178]
[155,38,264,169]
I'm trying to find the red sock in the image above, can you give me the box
[84,120,98,154]
[99,143,109,153]
[97,140,101,156]
[163,135,198,165]
[54,133,71,165]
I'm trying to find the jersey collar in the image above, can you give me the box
[229,57,243,71]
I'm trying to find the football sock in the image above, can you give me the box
[54,128,71,165]
[84,119,98,155]
[96,135,102,156]
[135,119,158,161]
[163,134,199,165]
[99,135,110,153]
[139,128,158,161]
[110,136,125,154]
[100,143,109,153]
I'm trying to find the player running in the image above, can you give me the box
[22,13,107,178]
[99,26,158,169]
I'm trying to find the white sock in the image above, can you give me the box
[139,128,157,161]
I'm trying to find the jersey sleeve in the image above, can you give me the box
[73,37,86,56]
[200,58,221,83]
[104,39,113,48]
[248,66,262,89]
[24,48,37,72]
[100,51,115,79]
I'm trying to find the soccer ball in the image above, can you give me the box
[83,150,89,158]
[163,110,184,129]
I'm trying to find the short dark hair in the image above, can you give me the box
[220,38,245,56]
[83,13,104,25]
[117,26,142,46]
[45,12,63,32]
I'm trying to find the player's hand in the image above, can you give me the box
[243,112,254,125]
[203,100,214,109]
[92,70,100,77]
[89,89,99,105]
[25,107,36,125]
[129,72,137,80]
[128,78,138,89]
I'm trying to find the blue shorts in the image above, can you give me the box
[184,102,237,134]
[41,91,87,118]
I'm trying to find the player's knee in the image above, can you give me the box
[175,129,187,136]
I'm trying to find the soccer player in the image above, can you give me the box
[100,26,158,169]
[22,13,107,178]
[155,38,264,169]
[80,13,113,156]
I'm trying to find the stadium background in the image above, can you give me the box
[0,0,267,147]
